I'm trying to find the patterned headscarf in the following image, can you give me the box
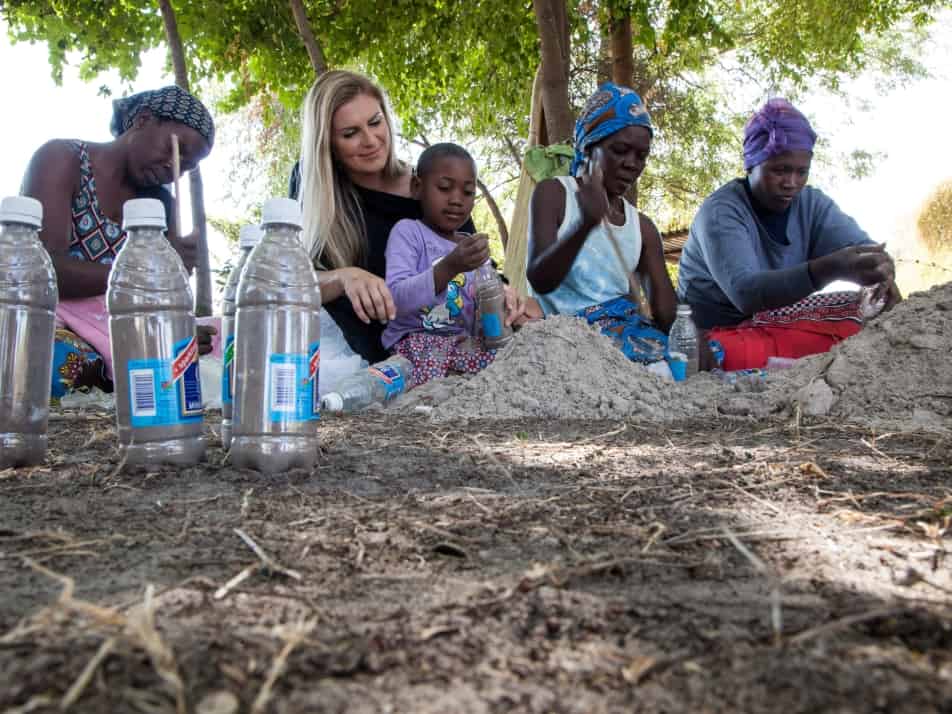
[571,82,653,176]
[743,98,816,171]
[110,86,215,148]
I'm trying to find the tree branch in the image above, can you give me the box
[289,0,328,75]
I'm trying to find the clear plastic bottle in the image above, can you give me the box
[0,196,58,468]
[475,264,513,349]
[220,223,263,450]
[107,198,205,466]
[320,355,414,413]
[667,303,699,381]
[230,198,321,474]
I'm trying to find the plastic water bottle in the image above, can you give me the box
[667,304,699,381]
[0,196,58,468]
[475,265,513,349]
[320,356,413,413]
[230,198,321,474]
[107,198,205,466]
[220,223,263,450]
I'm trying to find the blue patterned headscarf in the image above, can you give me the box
[743,98,815,171]
[110,86,215,148]
[570,83,653,176]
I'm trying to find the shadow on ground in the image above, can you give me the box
[1,412,950,712]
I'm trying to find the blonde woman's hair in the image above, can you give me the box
[299,70,405,269]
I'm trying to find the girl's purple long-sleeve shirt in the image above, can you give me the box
[382,219,478,349]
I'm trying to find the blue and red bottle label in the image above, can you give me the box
[267,341,320,423]
[127,336,203,428]
[368,363,405,402]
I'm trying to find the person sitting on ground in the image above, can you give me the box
[677,98,900,371]
[527,82,695,372]
[383,143,539,387]
[20,86,216,398]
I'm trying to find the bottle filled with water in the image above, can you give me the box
[667,303,699,381]
[0,196,58,468]
[107,198,205,466]
[220,223,263,450]
[320,355,413,414]
[230,198,321,474]
[474,264,513,350]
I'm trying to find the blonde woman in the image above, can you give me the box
[292,70,472,362]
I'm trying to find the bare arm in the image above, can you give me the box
[21,141,112,298]
[637,212,677,333]
[527,178,599,294]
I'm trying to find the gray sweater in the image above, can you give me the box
[677,179,872,328]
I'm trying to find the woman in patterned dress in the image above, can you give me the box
[20,86,215,397]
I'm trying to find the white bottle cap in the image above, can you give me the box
[238,224,264,249]
[122,198,167,231]
[0,196,43,227]
[261,198,302,229]
[321,393,343,413]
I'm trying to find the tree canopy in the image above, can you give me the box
[4,0,949,225]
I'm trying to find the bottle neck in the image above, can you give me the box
[0,222,41,243]
[125,227,167,243]
[261,224,302,247]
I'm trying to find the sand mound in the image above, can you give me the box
[763,281,952,428]
[394,315,722,421]
[392,282,952,430]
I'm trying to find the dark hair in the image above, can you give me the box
[416,142,475,178]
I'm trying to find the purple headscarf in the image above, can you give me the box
[743,98,816,171]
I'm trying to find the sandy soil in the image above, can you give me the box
[2,409,950,713]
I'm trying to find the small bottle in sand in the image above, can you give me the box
[108,198,205,467]
[475,264,513,350]
[0,196,58,468]
[220,223,263,450]
[230,198,321,474]
[320,355,414,414]
[667,304,699,381]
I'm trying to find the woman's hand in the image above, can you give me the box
[811,244,895,288]
[338,267,396,324]
[170,230,199,273]
[503,286,543,328]
[196,324,217,356]
[876,279,903,311]
[576,158,610,229]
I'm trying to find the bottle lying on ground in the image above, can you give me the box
[229,198,321,474]
[474,264,513,350]
[320,356,414,414]
[0,196,58,468]
[220,223,263,450]
[108,198,205,467]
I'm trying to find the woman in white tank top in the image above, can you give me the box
[526,83,678,358]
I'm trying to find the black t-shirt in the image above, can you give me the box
[289,161,475,363]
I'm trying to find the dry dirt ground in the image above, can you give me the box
[1,410,951,713]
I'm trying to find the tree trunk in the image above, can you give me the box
[157,0,212,316]
[476,178,510,249]
[597,11,612,84]
[531,0,574,144]
[288,0,328,75]
[609,5,633,87]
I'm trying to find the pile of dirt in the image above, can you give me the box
[764,281,952,428]
[394,315,724,421]
[395,281,952,430]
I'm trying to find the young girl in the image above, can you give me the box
[527,82,704,370]
[383,143,538,387]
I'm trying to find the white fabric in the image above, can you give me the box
[528,175,642,316]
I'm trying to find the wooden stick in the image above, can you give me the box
[171,133,182,239]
